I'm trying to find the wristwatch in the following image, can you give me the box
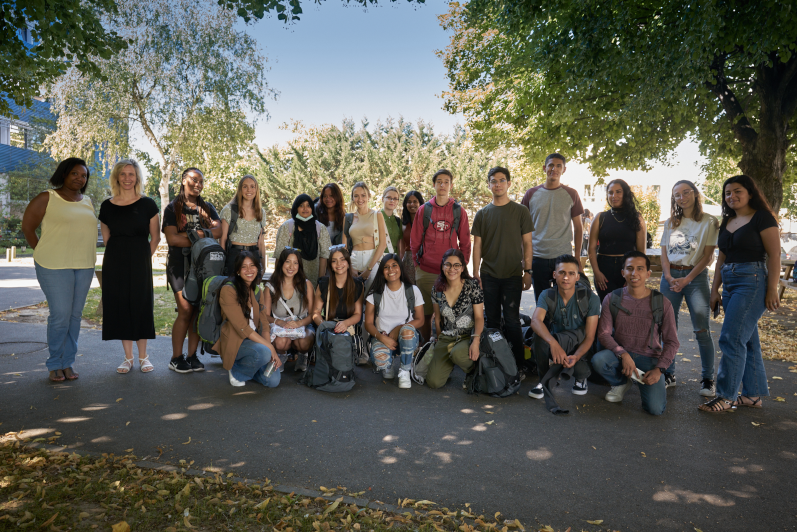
[524,269,532,275]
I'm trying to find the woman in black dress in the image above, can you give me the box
[99,159,161,373]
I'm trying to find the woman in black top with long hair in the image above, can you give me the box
[588,179,647,301]
[316,183,345,246]
[401,190,424,283]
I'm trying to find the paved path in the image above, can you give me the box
[0,318,795,532]
[0,259,100,311]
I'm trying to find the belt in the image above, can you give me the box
[230,244,259,251]
[670,264,693,271]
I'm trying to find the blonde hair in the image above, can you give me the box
[349,181,371,211]
[382,186,400,200]
[109,159,143,197]
[230,175,263,221]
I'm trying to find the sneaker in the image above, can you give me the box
[664,374,676,389]
[383,362,398,380]
[186,355,205,372]
[295,352,308,372]
[528,383,544,399]
[572,379,588,396]
[168,356,192,374]
[228,370,245,387]
[605,381,632,403]
[700,378,716,397]
[518,369,527,382]
[397,369,411,389]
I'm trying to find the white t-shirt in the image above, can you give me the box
[661,215,719,267]
[366,285,425,333]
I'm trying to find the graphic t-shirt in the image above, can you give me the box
[661,215,719,267]
[161,200,220,271]
[366,284,424,333]
[471,201,534,278]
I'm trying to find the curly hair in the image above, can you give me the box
[605,179,642,233]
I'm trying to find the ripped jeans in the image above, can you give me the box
[481,272,525,368]
[369,324,420,372]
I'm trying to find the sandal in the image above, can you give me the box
[63,367,79,380]
[139,357,155,373]
[117,358,134,374]
[49,370,65,382]
[698,396,736,413]
[734,395,763,408]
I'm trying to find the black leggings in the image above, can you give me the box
[225,245,261,275]
[595,254,627,302]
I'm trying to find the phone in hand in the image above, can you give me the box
[712,300,721,319]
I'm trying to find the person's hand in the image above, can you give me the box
[469,340,480,361]
[271,350,282,369]
[709,291,721,315]
[564,354,577,368]
[334,321,348,333]
[429,335,437,344]
[642,367,662,385]
[766,286,780,312]
[595,270,608,291]
[620,352,637,378]
[380,333,398,351]
[474,274,482,288]
[522,272,532,291]
[284,319,299,329]
[550,340,568,365]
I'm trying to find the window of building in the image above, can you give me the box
[584,184,594,200]
[9,124,27,149]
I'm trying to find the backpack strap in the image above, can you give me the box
[405,283,415,322]
[541,287,558,329]
[228,203,239,237]
[417,203,433,260]
[575,283,591,321]
[609,288,631,324]
[451,202,461,243]
[372,291,383,321]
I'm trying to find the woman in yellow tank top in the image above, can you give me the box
[21,158,98,383]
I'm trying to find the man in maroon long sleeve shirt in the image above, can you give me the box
[593,251,679,415]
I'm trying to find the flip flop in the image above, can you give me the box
[49,370,65,382]
[63,368,79,380]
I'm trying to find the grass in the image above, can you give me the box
[81,285,177,336]
[0,439,533,532]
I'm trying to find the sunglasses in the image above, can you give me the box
[328,244,347,252]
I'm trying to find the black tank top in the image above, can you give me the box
[597,210,637,254]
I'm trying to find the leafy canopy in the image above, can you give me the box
[217,0,425,23]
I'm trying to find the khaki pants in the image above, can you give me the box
[426,334,475,389]
[414,267,437,315]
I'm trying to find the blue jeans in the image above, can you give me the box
[716,262,769,400]
[370,324,420,371]
[231,339,281,387]
[34,263,94,372]
[592,349,667,415]
[481,272,525,368]
[660,268,715,379]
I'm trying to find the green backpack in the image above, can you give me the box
[196,277,261,356]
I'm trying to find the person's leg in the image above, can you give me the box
[415,268,436,340]
[425,335,457,389]
[499,275,525,370]
[680,269,716,381]
[34,263,73,372]
[118,340,134,373]
[632,354,667,415]
[185,306,201,357]
[480,272,502,330]
[61,268,93,378]
[449,338,475,374]
[591,349,626,386]
[659,270,685,377]
[533,333,551,383]
[370,338,393,373]
[531,257,554,303]
[136,339,154,372]
[171,291,194,358]
[232,339,270,382]
[572,358,591,381]
[398,324,420,369]
[739,326,769,399]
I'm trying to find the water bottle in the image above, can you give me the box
[263,360,276,378]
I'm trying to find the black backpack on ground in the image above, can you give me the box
[466,328,521,398]
[300,321,356,393]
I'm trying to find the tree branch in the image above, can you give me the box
[130,79,167,168]
[779,54,797,119]
[706,54,758,147]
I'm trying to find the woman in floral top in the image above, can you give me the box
[426,249,485,389]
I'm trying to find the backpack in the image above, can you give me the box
[466,328,521,397]
[410,340,435,385]
[541,281,593,331]
[183,228,226,305]
[196,278,261,355]
[301,321,356,392]
[609,288,665,350]
[416,201,462,261]
[317,276,368,363]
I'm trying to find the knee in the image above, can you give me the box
[264,371,281,388]
[591,349,614,371]
[274,337,290,351]
[644,401,666,416]
[400,325,416,340]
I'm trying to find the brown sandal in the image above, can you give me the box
[734,395,763,408]
[63,367,79,380]
[698,396,736,413]
[49,370,65,382]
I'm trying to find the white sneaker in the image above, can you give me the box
[605,381,632,402]
[228,371,245,387]
[397,369,411,389]
[382,362,397,380]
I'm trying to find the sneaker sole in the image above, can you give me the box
[398,382,411,389]
[605,396,624,403]
[191,367,205,372]
[571,388,588,396]
[170,366,193,374]
[700,388,716,397]
[527,391,544,399]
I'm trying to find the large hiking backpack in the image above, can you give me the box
[467,328,521,397]
[183,228,225,304]
[196,277,261,355]
[609,288,665,350]
[301,321,356,392]
[416,201,462,261]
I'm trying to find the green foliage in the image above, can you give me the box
[219,0,425,23]
[631,186,661,245]
[0,0,126,118]
[439,0,797,211]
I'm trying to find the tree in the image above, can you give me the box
[439,0,797,212]
[217,0,425,23]
[44,0,273,224]
[0,0,125,118]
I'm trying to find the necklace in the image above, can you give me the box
[610,209,626,223]
[386,284,403,302]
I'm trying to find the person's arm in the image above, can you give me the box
[398,229,406,258]
[220,219,229,249]
[408,304,425,331]
[571,215,584,264]
[709,250,726,312]
[208,208,222,239]
[100,222,111,248]
[530,306,568,365]
[164,225,191,247]
[251,299,280,368]
[679,245,716,289]
[148,215,161,256]
[761,226,782,311]
[469,302,484,361]
[588,213,607,291]
[410,208,424,265]
[472,235,483,287]
[20,191,49,249]
[661,242,673,286]
[258,223,266,266]
[312,285,325,326]
[431,301,441,342]
[458,209,472,263]
[522,231,533,290]
[318,223,330,278]
[263,288,276,325]
[335,298,363,334]
[635,214,647,252]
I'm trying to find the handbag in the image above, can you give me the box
[268,285,307,340]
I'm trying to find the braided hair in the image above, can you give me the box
[173,167,213,231]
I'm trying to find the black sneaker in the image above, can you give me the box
[700,378,716,397]
[186,355,205,372]
[528,383,544,399]
[572,379,588,395]
[168,356,192,374]
[664,374,676,389]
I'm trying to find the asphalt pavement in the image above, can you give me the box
[0,260,100,310]
[1,316,795,532]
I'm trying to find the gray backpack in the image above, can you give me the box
[183,227,226,305]
[467,328,521,397]
[196,278,261,356]
[301,321,356,392]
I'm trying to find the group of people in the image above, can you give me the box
[21,153,780,416]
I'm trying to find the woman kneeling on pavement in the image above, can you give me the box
[265,248,316,373]
[213,252,282,387]
[426,249,485,389]
[312,246,364,332]
[364,253,425,388]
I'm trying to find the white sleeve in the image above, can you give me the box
[412,286,425,306]
[365,294,375,306]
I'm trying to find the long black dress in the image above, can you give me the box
[98,197,159,341]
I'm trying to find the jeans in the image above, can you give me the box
[531,257,558,305]
[370,324,419,372]
[34,263,94,372]
[533,329,592,382]
[595,255,626,302]
[660,268,715,380]
[592,349,667,415]
[231,339,281,387]
[481,272,525,368]
[715,262,769,400]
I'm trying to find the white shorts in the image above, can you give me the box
[350,249,380,296]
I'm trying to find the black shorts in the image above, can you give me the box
[225,245,261,276]
[166,248,189,293]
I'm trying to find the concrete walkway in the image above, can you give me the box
[0,317,795,531]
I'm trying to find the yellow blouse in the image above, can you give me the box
[33,190,97,269]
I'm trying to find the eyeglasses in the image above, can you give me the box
[384,196,399,202]
[489,179,508,185]
[443,263,463,271]
[284,246,301,252]
[673,190,694,200]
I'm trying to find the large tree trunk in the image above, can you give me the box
[159,165,171,236]
[737,118,788,213]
